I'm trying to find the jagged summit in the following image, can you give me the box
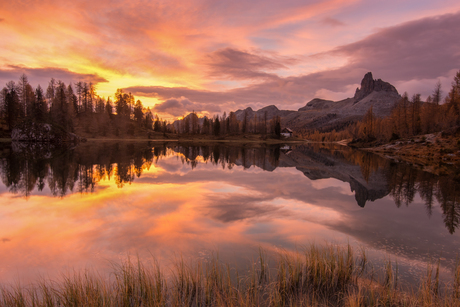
[354,72,399,102]
[173,72,402,133]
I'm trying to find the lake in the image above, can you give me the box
[0,141,459,287]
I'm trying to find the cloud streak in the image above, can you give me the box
[0,65,108,88]
[320,17,346,27]
[203,48,299,81]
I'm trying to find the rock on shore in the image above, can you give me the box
[11,121,81,143]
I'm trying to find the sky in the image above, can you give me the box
[1,0,459,119]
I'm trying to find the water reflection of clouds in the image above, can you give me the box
[310,178,355,196]
[144,154,460,272]
[1,147,459,286]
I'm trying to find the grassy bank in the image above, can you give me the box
[352,132,460,178]
[1,245,460,306]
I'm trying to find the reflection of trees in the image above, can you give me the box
[385,161,460,234]
[0,142,160,197]
[1,141,458,234]
[0,143,282,198]
[386,163,417,208]
[0,148,47,198]
[436,177,460,234]
[358,152,381,183]
[174,144,280,171]
[300,143,460,234]
[417,171,438,217]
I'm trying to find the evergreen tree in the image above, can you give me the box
[66,84,78,117]
[95,96,105,114]
[133,100,144,125]
[432,80,442,105]
[213,115,220,136]
[24,83,35,119]
[75,81,82,112]
[273,115,281,137]
[105,97,113,117]
[18,74,29,117]
[114,89,130,119]
[154,114,161,132]
[447,70,460,124]
[144,108,153,129]
[46,78,56,109]
[34,85,47,122]
[51,81,71,130]
[1,82,20,129]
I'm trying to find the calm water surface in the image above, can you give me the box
[0,141,459,286]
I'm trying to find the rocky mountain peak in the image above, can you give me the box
[354,72,399,102]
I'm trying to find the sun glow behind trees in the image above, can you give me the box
[0,74,285,138]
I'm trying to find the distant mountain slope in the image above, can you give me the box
[237,72,401,132]
[234,105,295,122]
[173,72,401,133]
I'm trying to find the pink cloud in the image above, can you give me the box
[0,65,108,88]
[203,48,295,81]
[320,17,346,27]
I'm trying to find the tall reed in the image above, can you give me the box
[1,244,460,306]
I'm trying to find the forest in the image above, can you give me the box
[0,75,282,139]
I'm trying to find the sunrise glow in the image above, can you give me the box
[1,0,459,119]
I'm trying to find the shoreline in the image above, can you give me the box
[347,133,460,178]
[0,136,309,144]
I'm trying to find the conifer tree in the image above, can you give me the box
[133,100,144,125]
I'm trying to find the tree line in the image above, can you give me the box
[0,74,284,138]
[174,111,282,137]
[0,74,170,137]
[302,70,460,142]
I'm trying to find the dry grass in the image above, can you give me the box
[1,244,460,306]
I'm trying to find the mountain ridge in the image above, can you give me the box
[172,72,401,133]
[235,71,401,132]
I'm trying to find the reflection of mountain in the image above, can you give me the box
[278,144,389,207]
[174,143,390,207]
[173,143,460,234]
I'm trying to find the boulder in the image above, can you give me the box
[11,121,81,143]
